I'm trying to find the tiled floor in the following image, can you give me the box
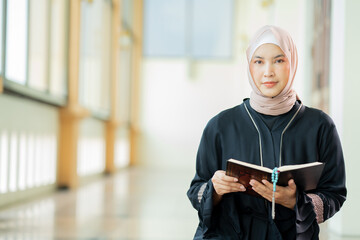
[0,167,358,240]
[0,167,198,240]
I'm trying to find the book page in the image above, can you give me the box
[228,159,272,173]
[228,159,323,173]
[278,162,323,172]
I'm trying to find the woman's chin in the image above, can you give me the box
[261,90,281,98]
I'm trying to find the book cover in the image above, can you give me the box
[225,159,325,198]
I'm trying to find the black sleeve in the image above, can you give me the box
[187,117,223,235]
[295,116,347,239]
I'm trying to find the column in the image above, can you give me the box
[57,0,89,189]
[129,0,143,166]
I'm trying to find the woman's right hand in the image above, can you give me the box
[211,170,246,205]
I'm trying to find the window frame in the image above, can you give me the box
[1,0,69,107]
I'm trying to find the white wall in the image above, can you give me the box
[328,0,360,236]
[139,59,246,169]
[138,0,308,169]
[0,94,58,207]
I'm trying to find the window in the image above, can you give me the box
[3,0,68,105]
[113,0,134,169]
[79,0,111,116]
[117,49,132,122]
[122,0,134,30]
[5,0,28,84]
[311,0,331,113]
[144,0,187,57]
[49,0,68,98]
[191,0,234,58]
[144,0,234,59]
[28,0,50,91]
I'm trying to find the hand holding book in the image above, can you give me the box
[211,170,246,206]
[249,178,297,209]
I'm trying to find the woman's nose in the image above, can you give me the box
[264,64,274,77]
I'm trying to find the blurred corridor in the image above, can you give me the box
[1,0,360,239]
[0,167,198,239]
[0,167,356,240]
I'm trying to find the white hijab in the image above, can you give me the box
[246,25,299,116]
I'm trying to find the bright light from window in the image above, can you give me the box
[115,128,130,168]
[115,138,130,168]
[27,134,34,189]
[5,0,28,84]
[18,132,27,191]
[43,135,51,185]
[38,135,45,186]
[28,0,49,91]
[79,0,111,112]
[78,137,105,176]
[9,132,18,192]
[49,0,67,97]
[49,135,57,184]
[34,135,42,187]
[0,131,9,193]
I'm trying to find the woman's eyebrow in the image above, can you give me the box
[274,54,285,58]
[253,54,285,59]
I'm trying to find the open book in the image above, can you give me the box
[226,158,325,197]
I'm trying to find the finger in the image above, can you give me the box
[250,179,272,201]
[216,182,245,194]
[213,178,245,190]
[214,170,226,178]
[221,181,246,189]
[262,180,286,197]
[221,182,246,192]
[214,174,239,184]
[221,172,239,182]
[288,179,297,190]
[250,179,271,195]
[214,171,238,182]
[261,179,273,189]
[251,179,271,191]
[251,184,272,202]
[249,179,261,188]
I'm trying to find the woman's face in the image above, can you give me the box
[249,43,290,98]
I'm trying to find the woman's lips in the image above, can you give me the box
[262,81,277,88]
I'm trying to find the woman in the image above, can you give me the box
[187,25,346,239]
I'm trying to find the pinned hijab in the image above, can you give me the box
[246,25,298,116]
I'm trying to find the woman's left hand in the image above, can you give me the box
[249,179,297,209]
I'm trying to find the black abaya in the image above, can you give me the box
[187,99,346,240]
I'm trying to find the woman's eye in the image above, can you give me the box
[254,60,262,64]
[275,59,284,63]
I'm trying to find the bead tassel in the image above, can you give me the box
[271,168,279,219]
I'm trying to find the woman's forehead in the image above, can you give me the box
[252,43,285,58]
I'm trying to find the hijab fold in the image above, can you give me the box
[246,25,299,116]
